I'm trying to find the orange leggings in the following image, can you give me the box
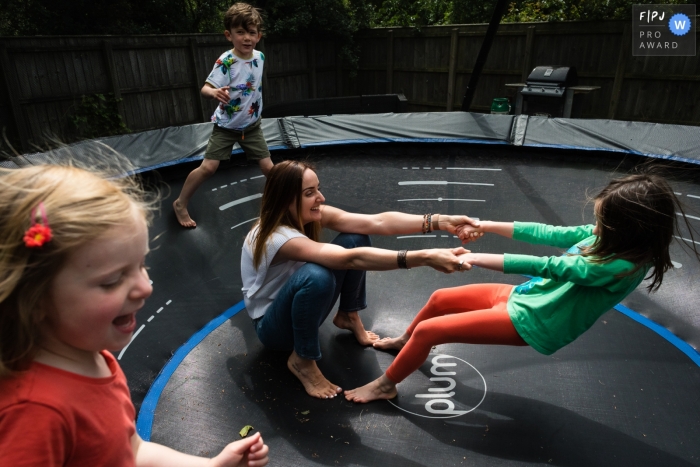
[385,283,528,383]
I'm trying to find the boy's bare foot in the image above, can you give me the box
[372,333,410,351]
[173,199,196,228]
[287,351,342,399]
[344,375,398,403]
[333,311,379,346]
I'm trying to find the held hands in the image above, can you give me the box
[455,223,484,244]
[440,215,484,244]
[208,432,269,467]
[425,247,473,273]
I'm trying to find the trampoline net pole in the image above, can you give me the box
[460,0,510,112]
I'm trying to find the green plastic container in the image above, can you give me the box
[490,98,511,115]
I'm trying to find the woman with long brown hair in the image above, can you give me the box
[241,160,481,399]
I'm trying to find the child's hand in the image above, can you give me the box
[455,224,484,244]
[456,252,475,271]
[439,215,480,236]
[209,432,269,467]
[212,86,231,104]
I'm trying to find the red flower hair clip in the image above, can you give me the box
[24,202,53,248]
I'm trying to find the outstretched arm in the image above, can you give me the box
[320,206,480,239]
[457,220,514,242]
[133,432,269,467]
[457,252,505,272]
[276,236,468,273]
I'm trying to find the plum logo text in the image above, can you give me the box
[388,354,487,419]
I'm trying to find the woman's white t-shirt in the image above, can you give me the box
[241,225,306,319]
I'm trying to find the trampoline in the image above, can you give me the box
[107,126,700,467]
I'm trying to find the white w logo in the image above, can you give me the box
[674,20,686,29]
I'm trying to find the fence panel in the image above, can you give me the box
[356,20,699,123]
[1,21,698,152]
[0,34,341,151]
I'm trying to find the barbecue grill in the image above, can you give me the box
[519,66,578,118]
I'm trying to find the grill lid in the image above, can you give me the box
[526,66,578,87]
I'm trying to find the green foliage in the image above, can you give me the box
[0,0,231,35]
[355,0,499,28]
[360,0,697,27]
[251,0,365,75]
[67,94,129,141]
[504,0,694,23]
[2,0,695,36]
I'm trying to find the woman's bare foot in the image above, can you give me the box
[372,332,410,351]
[173,199,196,228]
[287,351,342,399]
[333,311,379,345]
[344,375,398,403]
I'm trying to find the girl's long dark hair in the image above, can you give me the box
[584,172,698,292]
[252,160,321,268]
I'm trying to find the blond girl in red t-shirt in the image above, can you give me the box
[0,164,269,467]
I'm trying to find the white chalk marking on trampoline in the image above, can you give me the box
[250,175,264,179]
[397,235,437,239]
[423,167,431,169]
[117,324,145,360]
[435,167,443,169]
[447,167,501,171]
[675,235,700,245]
[403,167,408,169]
[441,235,449,238]
[412,167,420,169]
[220,185,227,189]
[231,181,238,185]
[398,198,486,202]
[166,300,172,305]
[678,212,700,221]
[240,179,247,182]
[687,194,700,199]
[674,192,682,196]
[231,217,259,229]
[156,307,164,313]
[671,260,683,269]
[399,181,494,186]
[212,188,217,191]
[147,315,155,322]
[149,280,153,284]
[219,193,263,211]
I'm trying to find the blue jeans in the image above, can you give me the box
[253,233,370,360]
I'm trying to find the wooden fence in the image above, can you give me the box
[353,20,700,124]
[0,34,342,151]
[1,20,698,153]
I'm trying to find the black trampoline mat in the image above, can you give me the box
[122,145,700,466]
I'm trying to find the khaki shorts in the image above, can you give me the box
[204,120,271,161]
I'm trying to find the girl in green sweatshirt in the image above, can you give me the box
[345,172,700,403]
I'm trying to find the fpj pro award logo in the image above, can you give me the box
[633,4,695,56]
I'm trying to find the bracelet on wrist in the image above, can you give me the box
[422,213,433,234]
[397,249,410,269]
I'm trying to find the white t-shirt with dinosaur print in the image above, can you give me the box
[206,49,265,131]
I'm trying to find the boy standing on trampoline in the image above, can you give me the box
[174,3,273,228]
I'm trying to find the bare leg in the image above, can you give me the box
[257,157,273,176]
[287,350,342,399]
[333,310,379,345]
[373,331,410,351]
[344,374,397,403]
[173,159,220,228]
